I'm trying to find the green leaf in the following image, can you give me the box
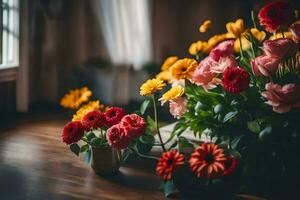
[178,137,194,149]
[230,135,244,149]
[214,104,224,114]
[163,180,179,198]
[86,132,96,141]
[120,149,131,164]
[147,115,156,130]
[139,134,155,144]
[223,111,238,123]
[140,99,151,115]
[259,125,272,140]
[80,144,89,153]
[70,143,80,156]
[247,121,260,134]
[83,149,91,165]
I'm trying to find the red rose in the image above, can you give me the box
[223,157,238,176]
[120,114,147,139]
[104,107,126,127]
[82,110,105,130]
[62,121,85,145]
[106,124,130,149]
[222,67,250,94]
[258,2,295,33]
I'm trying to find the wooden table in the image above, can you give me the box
[0,114,266,200]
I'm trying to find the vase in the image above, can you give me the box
[91,146,120,174]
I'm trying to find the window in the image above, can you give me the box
[0,0,19,70]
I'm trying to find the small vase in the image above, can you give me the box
[91,146,120,174]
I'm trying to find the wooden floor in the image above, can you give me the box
[0,114,165,200]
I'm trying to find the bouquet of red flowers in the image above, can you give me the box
[139,2,300,199]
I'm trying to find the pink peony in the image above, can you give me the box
[251,55,281,77]
[189,57,220,91]
[261,83,300,113]
[106,124,131,149]
[209,40,235,61]
[262,38,297,60]
[210,56,237,74]
[169,97,187,119]
[289,23,300,42]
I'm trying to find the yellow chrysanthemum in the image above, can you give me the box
[161,56,178,71]
[199,20,212,33]
[226,18,245,38]
[189,41,206,55]
[60,87,92,110]
[72,100,102,121]
[159,86,184,105]
[140,78,166,96]
[269,32,293,40]
[156,70,173,83]
[171,58,197,80]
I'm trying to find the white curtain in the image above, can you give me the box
[92,0,152,70]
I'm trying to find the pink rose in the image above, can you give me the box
[189,57,220,91]
[169,97,187,118]
[289,23,300,42]
[210,56,237,73]
[262,38,297,60]
[209,40,235,61]
[251,55,281,77]
[261,83,300,113]
[106,124,131,149]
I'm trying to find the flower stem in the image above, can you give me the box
[238,37,244,58]
[81,138,92,146]
[251,10,257,29]
[151,95,166,152]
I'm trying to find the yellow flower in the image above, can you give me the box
[249,28,266,42]
[159,86,184,105]
[60,87,92,110]
[161,56,178,71]
[205,33,228,53]
[140,78,166,96]
[156,70,173,83]
[234,36,251,53]
[269,32,293,40]
[188,41,206,55]
[226,18,245,38]
[171,58,197,80]
[199,20,212,33]
[72,100,102,121]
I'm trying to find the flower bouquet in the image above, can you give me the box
[139,2,300,199]
[60,87,155,174]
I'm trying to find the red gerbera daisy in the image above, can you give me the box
[82,110,105,130]
[222,67,250,94]
[104,107,126,127]
[156,150,184,181]
[120,114,147,138]
[189,143,226,179]
[258,2,295,33]
[62,121,85,145]
[223,156,239,176]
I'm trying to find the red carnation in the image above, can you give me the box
[120,114,147,139]
[106,124,131,149]
[222,67,250,94]
[62,121,85,145]
[104,107,126,127]
[223,157,238,176]
[156,150,184,181]
[258,2,295,33]
[82,110,105,130]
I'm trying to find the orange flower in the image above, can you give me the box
[156,150,184,181]
[189,143,226,179]
[171,58,197,80]
[161,56,178,71]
